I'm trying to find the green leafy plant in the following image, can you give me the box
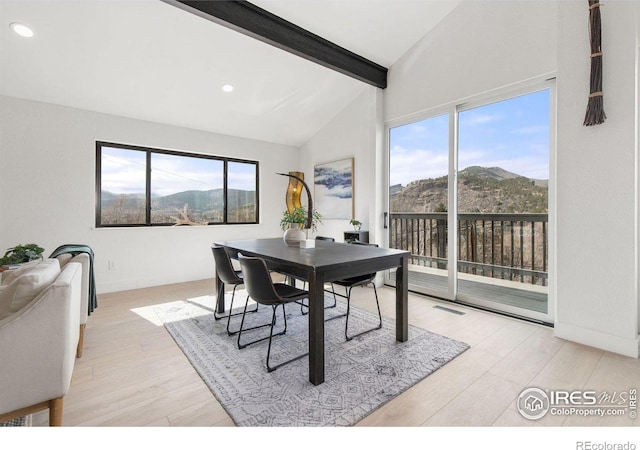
[0,244,45,265]
[349,219,362,231]
[280,207,322,232]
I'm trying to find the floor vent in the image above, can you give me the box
[433,305,466,315]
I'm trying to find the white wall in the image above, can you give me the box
[0,95,299,293]
[299,86,380,243]
[555,1,639,357]
[385,0,558,122]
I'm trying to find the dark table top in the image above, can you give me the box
[215,238,409,278]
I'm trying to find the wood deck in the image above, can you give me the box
[388,268,548,314]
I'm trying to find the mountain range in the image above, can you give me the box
[101,188,256,223]
[391,166,548,214]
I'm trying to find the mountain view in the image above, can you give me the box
[100,188,256,224]
[389,166,549,286]
[391,166,548,214]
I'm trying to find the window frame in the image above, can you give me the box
[95,141,260,227]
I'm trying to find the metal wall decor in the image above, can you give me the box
[277,172,314,229]
[285,171,304,213]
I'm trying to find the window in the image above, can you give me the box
[96,141,259,227]
[387,79,554,323]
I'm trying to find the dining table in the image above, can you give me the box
[214,238,410,385]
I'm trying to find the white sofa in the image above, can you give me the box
[0,258,82,426]
[54,253,90,357]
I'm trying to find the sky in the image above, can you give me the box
[101,147,256,196]
[389,89,550,187]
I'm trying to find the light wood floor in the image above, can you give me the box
[32,278,640,431]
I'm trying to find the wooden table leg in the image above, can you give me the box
[308,271,325,385]
[396,255,409,342]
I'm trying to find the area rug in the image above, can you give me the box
[0,415,31,427]
[155,292,469,426]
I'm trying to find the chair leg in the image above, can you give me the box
[345,283,382,341]
[266,304,308,372]
[372,284,382,327]
[225,284,238,334]
[225,284,254,335]
[328,283,337,308]
[344,286,353,341]
[236,298,250,348]
[213,284,260,336]
[281,302,288,334]
[238,300,287,350]
[300,298,307,315]
[215,284,257,324]
[300,283,338,316]
[265,306,278,372]
[213,285,229,320]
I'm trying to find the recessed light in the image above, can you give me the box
[10,22,34,38]
[222,84,234,93]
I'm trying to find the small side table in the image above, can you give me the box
[344,230,369,243]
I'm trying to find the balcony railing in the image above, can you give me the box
[389,212,548,286]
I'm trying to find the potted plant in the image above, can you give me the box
[280,207,322,246]
[280,207,322,231]
[0,243,45,265]
[349,219,362,231]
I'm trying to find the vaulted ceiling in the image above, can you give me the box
[0,0,461,147]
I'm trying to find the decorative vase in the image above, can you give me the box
[283,224,305,247]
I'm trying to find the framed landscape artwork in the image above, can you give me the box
[314,158,354,219]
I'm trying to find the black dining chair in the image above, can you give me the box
[332,241,382,341]
[237,253,310,372]
[211,245,258,335]
[298,236,338,315]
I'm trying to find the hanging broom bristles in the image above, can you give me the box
[584,0,606,126]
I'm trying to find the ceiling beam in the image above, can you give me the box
[163,0,388,89]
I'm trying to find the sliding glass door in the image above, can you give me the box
[386,81,554,323]
[456,89,551,320]
[388,113,451,299]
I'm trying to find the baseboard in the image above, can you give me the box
[554,321,639,358]
[98,274,207,294]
